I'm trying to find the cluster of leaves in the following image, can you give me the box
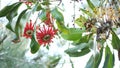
[73,0,120,67]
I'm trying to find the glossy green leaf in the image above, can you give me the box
[6,2,22,21]
[19,10,32,32]
[15,9,28,37]
[41,1,50,5]
[61,28,85,41]
[0,2,22,17]
[80,8,92,16]
[85,55,94,68]
[21,11,32,24]
[65,47,90,57]
[6,23,14,32]
[111,30,120,50]
[87,0,95,11]
[36,4,42,11]
[13,11,31,42]
[56,21,68,33]
[30,35,40,54]
[32,2,42,13]
[73,33,93,45]
[85,47,103,68]
[103,46,114,68]
[50,56,61,64]
[65,42,91,57]
[48,56,61,68]
[6,2,22,32]
[51,8,64,22]
[75,15,87,27]
[39,9,47,21]
[94,47,103,68]
[99,0,105,7]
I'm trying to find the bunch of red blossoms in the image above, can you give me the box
[23,14,57,46]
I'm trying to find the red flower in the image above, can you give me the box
[23,20,34,38]
[36,25,57,46]
[44,11,52,26]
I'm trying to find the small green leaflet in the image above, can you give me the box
[61,28,85,41]
[65,41,91,57]
[51,8,64,23]
[94,47,103,68]
[15,9,28,38]
[85,55,94,68]
[48,56,61,68]
[75,15,87,27]
[103,46,114,68]
[6,2,22,32]
[85,47,103,68]
[80,8,92,17]
[73,33,93,45]
[39,9,47,22]
[56,21,68,33]
[87,0,95,11]
[32,2,42,13]
[30,35,40,54]
[0,2,22,17]
[111,30,120,50]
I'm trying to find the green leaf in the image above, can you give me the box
[6,2,22,20]
[6,2,22,32]
[66,47,90,57]
[87,0,95,11]
[111,30,120,50]
[36,4,42,11]
[85,47,103,68]
[80,8,92,16]
[6,23,14,32]
[48,56,61,68]
[75,15,87,27]
[50,56,61,64]
[85,55,94,68]
[32,2,42,13]
[41,1,50,5]
[65,42,91,57]
[56,21,68,33]
[39,9,47,21]
[21,11,32,24]
[0,2,22,17]
[94,47,103,68]
[46,45,49,50]
[30,35,40,54]
[51,8,64,22]
[61,28,85,41]
[15,9,28,37]
[73,33,93,45]
[103,46,114,68]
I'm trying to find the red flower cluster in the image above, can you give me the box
[36,25,57,46]
[23,20,34,38]
[23,19,57,46]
